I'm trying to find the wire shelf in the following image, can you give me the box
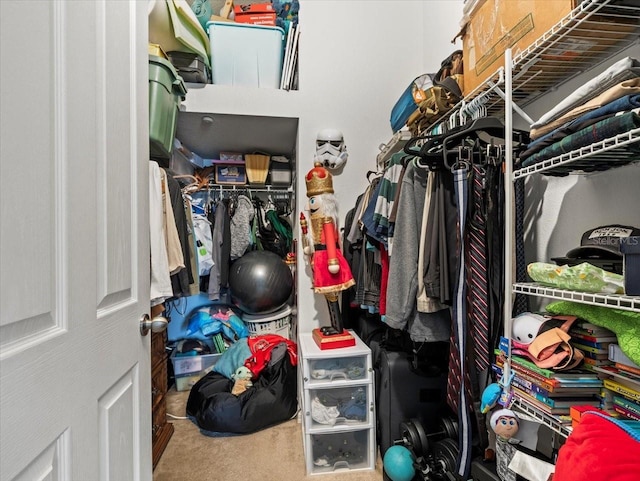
[376,129,412,169]
[511,396,573,438]
[513,128,640,179]
[513,282,640,313]
[434,0,640,131]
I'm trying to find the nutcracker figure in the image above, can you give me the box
[301,162,355,335]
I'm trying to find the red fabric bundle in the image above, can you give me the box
[554,412,640,481]
[244,334,297,378]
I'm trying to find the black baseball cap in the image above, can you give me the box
[565,225,640,259]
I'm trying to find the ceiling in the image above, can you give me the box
[175,111,299,161]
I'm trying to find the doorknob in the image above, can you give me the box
[140,313,168,336]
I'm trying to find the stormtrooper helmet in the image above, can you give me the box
[314,128,348,170]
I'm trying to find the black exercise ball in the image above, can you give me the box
[229,250,294,315]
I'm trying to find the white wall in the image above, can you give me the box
[513,42,640,290]
[294,0,463,332]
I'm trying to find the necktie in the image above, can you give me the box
[446,162,473,479]
[513,177,529,315]
[467,165,490,375]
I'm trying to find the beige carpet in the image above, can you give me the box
[154,387,384,481]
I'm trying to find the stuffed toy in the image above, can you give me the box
[231,366,253,396]
[490,408,519,441]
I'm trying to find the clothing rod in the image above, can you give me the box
[204,183,294,195]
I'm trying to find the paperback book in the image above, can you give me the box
[613,395,640,417]
[512,388,572,415]
[603,378,640,402]
[511,378,600,409]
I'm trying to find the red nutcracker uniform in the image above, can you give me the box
[301,163,355,335]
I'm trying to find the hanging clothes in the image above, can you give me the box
[207,200,228,301]
[384,161,450,342]
[149,162,173,306]
[159,168,185,276]
[165,171,192,299]
[446,163,473,480]
[229,194,254,260]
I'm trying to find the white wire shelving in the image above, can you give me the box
[511,396,574,438]
[377,0,640,164]
[373,0,640,436]
[375,129,412,169]
[513,128,640,179]
[513,283,640,313]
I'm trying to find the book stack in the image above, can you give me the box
[595,344,640,420]
[495,339,604,421]
[569,321,616,371]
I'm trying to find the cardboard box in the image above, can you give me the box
[219,152,244,162]
[233,3,276,26]
[212,159,247,185]
[461,0,576,96]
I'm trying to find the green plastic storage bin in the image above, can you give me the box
[149,55,187,160]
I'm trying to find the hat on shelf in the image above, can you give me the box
[551,225,640,275]
[564,225,640,259]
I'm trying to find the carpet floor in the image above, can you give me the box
[153,387,384,481]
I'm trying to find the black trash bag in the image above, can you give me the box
[186,344,298,436]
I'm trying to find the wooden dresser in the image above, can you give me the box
[151,326,174,469]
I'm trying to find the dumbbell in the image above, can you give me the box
[431,438,459,479]
[397,417,459,458]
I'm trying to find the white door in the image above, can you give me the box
[0,1,151,480]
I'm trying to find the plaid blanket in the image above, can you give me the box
[522,94,640,158]
[521,111,640,168]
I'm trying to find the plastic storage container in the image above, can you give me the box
[242,305,292,338]
[621,236,640,295]
[206,21,284,88]
[170,351,222,391]
[166,51,211,84]
[269,156,292,186]
[149,55,187,160]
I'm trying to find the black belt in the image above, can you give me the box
[314,244,340,251]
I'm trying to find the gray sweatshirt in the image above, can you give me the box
[384,161,451,342]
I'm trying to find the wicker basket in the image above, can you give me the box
[245,154,270,184]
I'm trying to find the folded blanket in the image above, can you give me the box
[530,78,640,139]
[521,111,640,167]
[531,57,637,129]
[545,301,640,366]
[521,95,640,159]
[554,412,640,481]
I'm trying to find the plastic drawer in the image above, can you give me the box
[304,384,374,432]
[307,429,375,475]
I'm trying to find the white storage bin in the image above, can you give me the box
[242,305,292,339]
[206,21,284,88]
[305,385,373,431]
[308,429,375,474]
[306,355,369,385]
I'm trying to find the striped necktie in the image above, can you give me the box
[445,162,473,479]
[467,164,490,374]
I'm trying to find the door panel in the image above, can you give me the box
[0,1,151,480]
